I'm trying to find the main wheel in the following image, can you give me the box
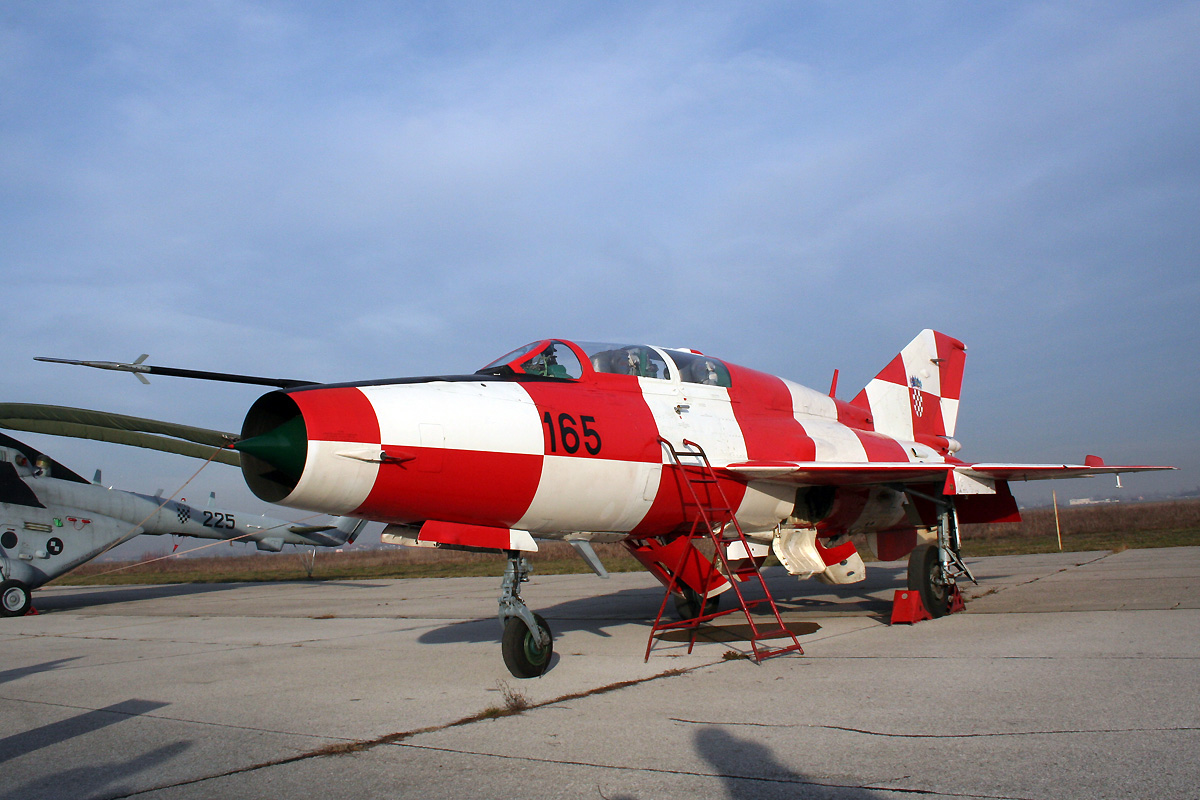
[0,580,32,617]
[907,543,949,618]
[673,586,720,620]
[502,613,553,678]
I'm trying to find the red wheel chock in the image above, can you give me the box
[890,590,932,624]
[947,584,966,614]
[890,585,965,625]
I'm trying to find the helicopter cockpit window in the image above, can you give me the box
[669,350,731,387]
[580,343,671,380]
[518,341,582,379]
[9,452,34,477]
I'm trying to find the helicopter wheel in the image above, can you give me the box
[0,580,32,617]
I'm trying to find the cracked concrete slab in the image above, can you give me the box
[2,546,1197,799]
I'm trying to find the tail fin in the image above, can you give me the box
[286,516,368,547]
[851,330,967,446]
[332,516,368,545]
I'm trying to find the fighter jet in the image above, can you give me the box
[30,330,1172,677]
[0,430,365,617]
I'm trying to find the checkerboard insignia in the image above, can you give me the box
[909,375,924,417]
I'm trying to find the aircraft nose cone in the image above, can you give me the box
[235,415,307,483]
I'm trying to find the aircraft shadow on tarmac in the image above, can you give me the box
[0,739,191,800]
[31,578,397,615]
[0,698,178,774]
[30,581,244,613]
[599,728,892,800]
[692,727,888,800]
[0,656,84,686]
[761,563,905,616]
[0,699,193,800]
[417,563,909,648]
[416,585,664,646]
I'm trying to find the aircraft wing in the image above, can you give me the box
[957,463,1175,482]
[723,459,1174,486]
[723,461,950,485]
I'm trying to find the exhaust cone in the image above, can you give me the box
[235,415,307,483]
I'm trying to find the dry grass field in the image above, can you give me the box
[959,497,1200,556]
[55,498,1200,586]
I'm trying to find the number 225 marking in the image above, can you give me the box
[203,511,236,529]
[542,412,602,455]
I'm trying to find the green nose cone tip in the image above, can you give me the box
[235,415,307,482]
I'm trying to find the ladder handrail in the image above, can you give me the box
[641,438,723,660]
[645,437,803,662]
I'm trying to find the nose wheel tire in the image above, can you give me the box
[502,613,553,678]
[0,580,32,617]
[907,543,950,618]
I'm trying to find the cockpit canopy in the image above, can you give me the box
[477,339,731,387]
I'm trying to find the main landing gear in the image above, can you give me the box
[1,579,32,617]
[673,585,720,620]
[905,498,976,617]
[498,552,553,678]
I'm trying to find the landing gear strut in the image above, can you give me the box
[498,551,553,678]
[905,497,976,617]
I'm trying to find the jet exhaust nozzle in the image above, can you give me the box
[238,393,308,502]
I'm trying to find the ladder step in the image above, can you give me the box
[748,626,795,640]
[645,436,804,665]
[753,642,805,659]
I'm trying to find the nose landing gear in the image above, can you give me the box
[498,552,553,678]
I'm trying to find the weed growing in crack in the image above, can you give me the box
[497,680,530,712]
[722,650,751,661]
[477,681,533,720]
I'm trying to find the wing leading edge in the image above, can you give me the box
[723,459,1174,487]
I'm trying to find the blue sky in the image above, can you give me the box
[2,2,1196,554]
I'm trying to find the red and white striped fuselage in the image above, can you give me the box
[239,335,970,556]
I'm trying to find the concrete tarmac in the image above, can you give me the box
[2,547,1197,799]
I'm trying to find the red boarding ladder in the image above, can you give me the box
[645,438,804,663]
